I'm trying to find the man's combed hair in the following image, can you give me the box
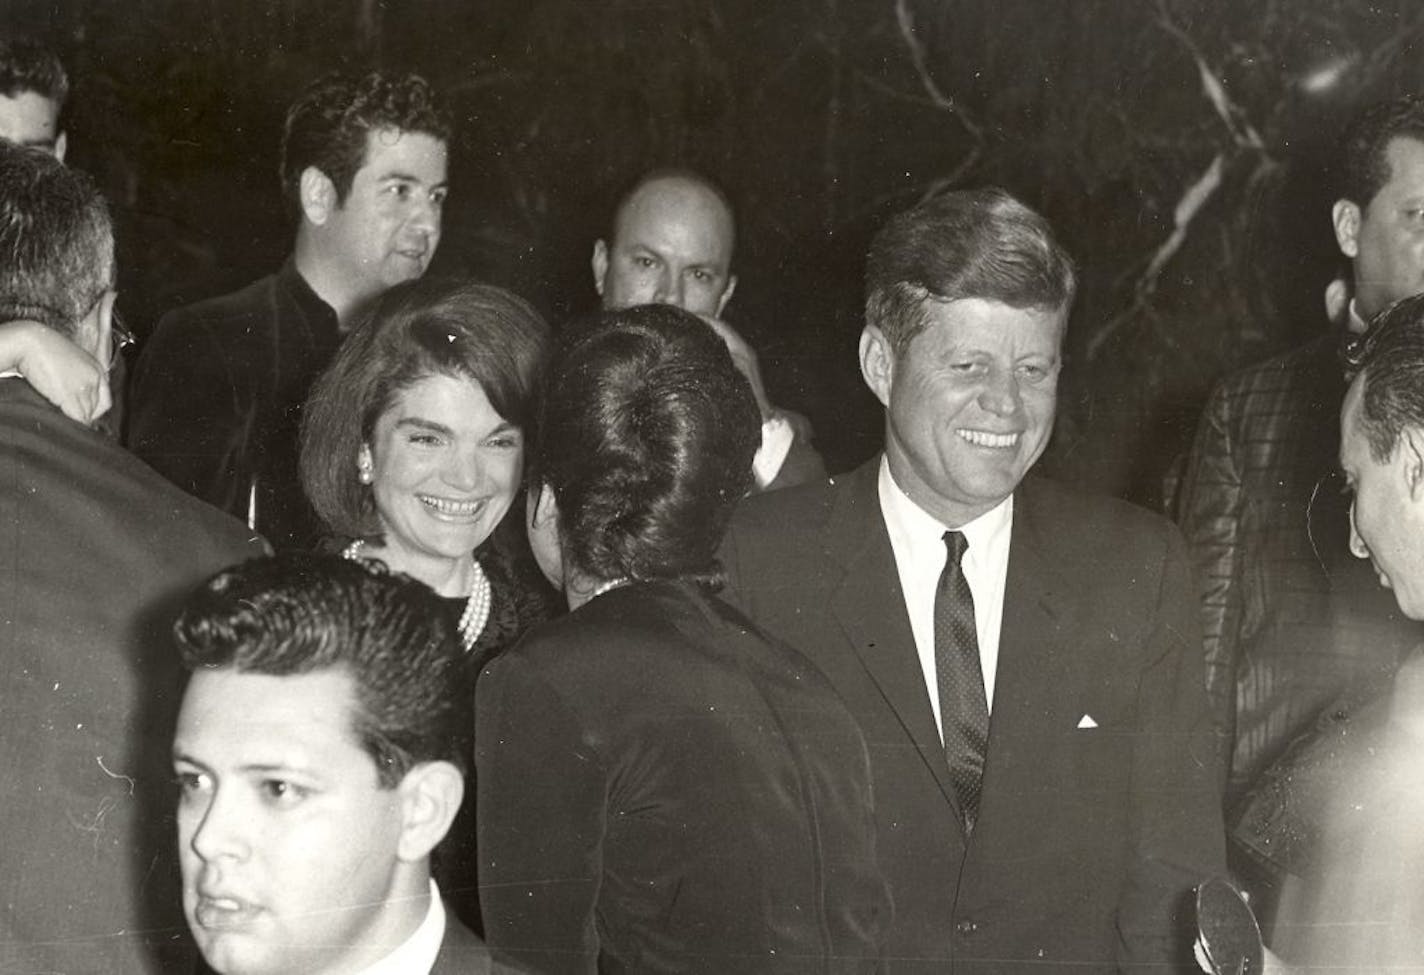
[865,187,1076,354]
[0,144,111,333]
[1340,94,1424,209]
[301,277,549,541]
[531,304,761,587]
[173,554,465,788]
[280,70,451,213]
[1354,292,1424,463]
[0,34,67,105]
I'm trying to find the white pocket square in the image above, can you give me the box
[1076,714,1099,729]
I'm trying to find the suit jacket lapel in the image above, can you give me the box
[826,461,961,813]
[988,480,1085,770]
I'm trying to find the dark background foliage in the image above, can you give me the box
[10,0,1424,503]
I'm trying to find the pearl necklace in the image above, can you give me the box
[342,539,490,653]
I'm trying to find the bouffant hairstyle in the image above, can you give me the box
[530,304,761,587]
[173,553,464,787]
[300,277,548,540]
[866,186,1076,355]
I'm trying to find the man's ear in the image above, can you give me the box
[53,130,67,164]
[1401,426,1424,503]
[859,325,895,408]
[395,761,464,863]
[716,273,738,318]
[300,166,338,227]
[591,239,610,298]
[1333,198,1362,260]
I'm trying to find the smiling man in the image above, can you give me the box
[171,554,514,975]
[721,187,1225,971]
[129,72,450,550]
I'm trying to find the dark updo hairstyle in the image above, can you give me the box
[531,304,761,588]
[301,277,548,541]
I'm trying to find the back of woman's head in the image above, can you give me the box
[301,277,548,539]
[533,304,761,586]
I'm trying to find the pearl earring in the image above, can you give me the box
[358,461,373,484]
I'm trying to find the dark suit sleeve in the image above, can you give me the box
[1174,380,1245,743]
[1115,523,1227,970]
[476,653,605,975]
[127,311,252,517]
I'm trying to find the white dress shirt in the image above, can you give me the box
[355,878,446,975]
[878,457,1013,740]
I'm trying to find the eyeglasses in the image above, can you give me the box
[109,315,134,374]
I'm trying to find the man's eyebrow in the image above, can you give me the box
[376,169,449,188]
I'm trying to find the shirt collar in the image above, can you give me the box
[277,256,343,348]
[353,878,446,975]
[1347,297,1369,335]
[878,456,1013,567]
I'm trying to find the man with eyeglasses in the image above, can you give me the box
[0,142,268,974]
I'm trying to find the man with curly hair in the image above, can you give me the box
[129,72,451,550]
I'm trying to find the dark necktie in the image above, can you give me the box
[935,530,989,833]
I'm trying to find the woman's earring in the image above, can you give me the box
[358,459,373,484]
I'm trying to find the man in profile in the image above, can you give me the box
[0,33,67,157]
[171,554,515,974]
[593,168,826,490]
[723,187,1224,970]
[129,71,450,549]
[0,143,265,973]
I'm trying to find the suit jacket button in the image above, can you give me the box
[955,919,978,935]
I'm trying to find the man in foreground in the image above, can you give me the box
[171,554,515,974]
[722,187,1225,970]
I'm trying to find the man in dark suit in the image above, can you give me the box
[128,71,450,550]
[0,144,267,973]
[171,554,516,974]
[722,187,1226,972]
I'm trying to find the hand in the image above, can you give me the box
[774,406,815,443]
[3,320,111,425]
[697,314,773,419]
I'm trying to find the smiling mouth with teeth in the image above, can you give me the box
[957,429,1020,448]
[420,495,484,517]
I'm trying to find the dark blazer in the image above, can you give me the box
[476,580,889,973]
[1174,330,1416,801]
[436,911,526,974]
[0,380,268,974]
[720,460,1226,973]
[128,259,342,551]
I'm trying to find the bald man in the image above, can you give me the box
[593,169,826,491]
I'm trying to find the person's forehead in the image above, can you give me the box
[614,179,734,256]
[355,126,448,180]
[177,667,367,768]
[0,90,61,143]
